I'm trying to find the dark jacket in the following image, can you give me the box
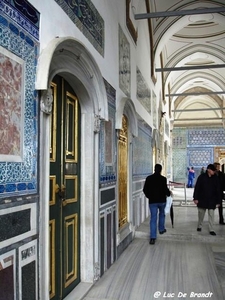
[193,172,220,209]
[216,170,225,200]
[143,173,171,204]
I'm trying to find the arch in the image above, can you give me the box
[154,11,225,67]
[38,37,108,295]
[36,36,108,120]
[116,97,138,137]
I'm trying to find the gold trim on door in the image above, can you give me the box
[64,213,78,287]
[49,220,56,298]
[118,115,128,228]
[63,175,78,205]
[49,176,57,206]
[50,83,57,162]
[66,92,78,162]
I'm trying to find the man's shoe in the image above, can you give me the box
[149,238,156,245]
[210,231,216,236]
[197,228,202,232]
[219,222,225,225]
[159,229,167,234]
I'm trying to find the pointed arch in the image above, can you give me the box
[116,97,138,137]
[36,36,108,120]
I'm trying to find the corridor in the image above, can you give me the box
[81,188,225,300]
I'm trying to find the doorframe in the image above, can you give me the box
[37,37,108,300]
[115,98,138,243]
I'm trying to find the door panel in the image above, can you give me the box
[118,115,128,228]
[49,75,80,300]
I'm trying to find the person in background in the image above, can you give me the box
[193,164,220,235]
[186,167,190,187]
[143,164,172,245]
[214,162,225,225]
[200,167,205,174]
[188,166,195,188]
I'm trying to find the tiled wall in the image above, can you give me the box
[133,120,152,178]
[54,0,104,56]
[99,80,117,275]
[0,0,39,199]
[173,127,225,183]
[0,1,39,299]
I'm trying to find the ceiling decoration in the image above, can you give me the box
[134,0,225,128]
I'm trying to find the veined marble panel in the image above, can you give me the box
[19,240,38,300]
[0,249,16,300]
[0,203,37,249]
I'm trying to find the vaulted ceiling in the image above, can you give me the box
[134,0,225,128]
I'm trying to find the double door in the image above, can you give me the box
[49,75,80,299]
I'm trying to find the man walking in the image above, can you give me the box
[143,164,171,245]
[193,164,220,235]
[214,162,225,225]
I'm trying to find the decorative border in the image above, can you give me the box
[54,0,104,56]
[0,0,39,40]
[0,8,39,198]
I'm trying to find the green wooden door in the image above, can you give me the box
[49,75,80,300]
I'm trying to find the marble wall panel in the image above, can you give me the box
[0,203,37,250]
[0,250,16,300]
[19,240,37,300]
[100,205,116,275]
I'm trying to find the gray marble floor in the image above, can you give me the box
[83,189,225,300]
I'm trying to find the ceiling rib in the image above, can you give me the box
[135,7,225,20]
[156,64,225,72]
[167,92,225,97]
[173,108,225,112]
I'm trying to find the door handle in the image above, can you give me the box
[55,184,60,194]
[60,184,67,206]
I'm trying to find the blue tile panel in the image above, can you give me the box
[99,80,116,186]
[133,120,152,177]
[0,0,39,40]
[0,4,39,198]
[188,148,213,168]
[188,128,225,146]
[54,0,104,56]
[172,127,225,183]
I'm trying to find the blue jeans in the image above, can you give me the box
[149,203,166,239]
